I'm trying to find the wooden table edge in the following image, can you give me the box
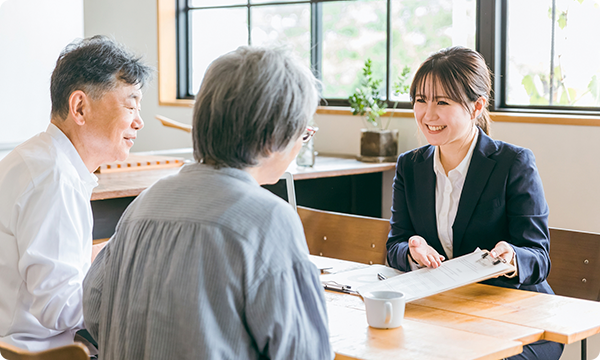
[544,326,600,344]
[293,163,395,180]
[416,283,600,345]
[405,302,545,345]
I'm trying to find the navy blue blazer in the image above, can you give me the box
[386,128,554,294]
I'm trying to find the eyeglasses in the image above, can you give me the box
[302,125,319,143]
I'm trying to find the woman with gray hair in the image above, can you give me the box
[82,46,333,360]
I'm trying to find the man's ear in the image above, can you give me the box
[471,96,487,119]
[68,90,88,126]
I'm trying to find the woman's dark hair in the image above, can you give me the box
[192,46,319,169]
[409,46,492,135]
[50,35,153,120]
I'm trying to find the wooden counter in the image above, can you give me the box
[92,155,396,201]
[91,155,396,239]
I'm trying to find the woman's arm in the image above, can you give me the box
[386,154,443,271]
[504,148,551,286]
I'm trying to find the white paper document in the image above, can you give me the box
[357,249,515,302]
[308,255,369,274]
[321,264,404,292]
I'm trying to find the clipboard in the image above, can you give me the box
[357,248,515,302]
[321,264,403,295]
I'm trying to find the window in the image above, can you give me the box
[173,0,600,115]
[176,0,476,108]
[502,0,600,112]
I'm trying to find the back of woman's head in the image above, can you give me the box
[409,46,492,135]
[192,46,319,169]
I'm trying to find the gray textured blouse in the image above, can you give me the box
[83,163,333,360]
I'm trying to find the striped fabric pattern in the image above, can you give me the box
[82,164,333,360]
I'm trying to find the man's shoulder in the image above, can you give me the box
[0,133,77,195]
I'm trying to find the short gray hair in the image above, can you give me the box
[51,35,153,120]
[192,46,320,169]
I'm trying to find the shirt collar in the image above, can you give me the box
[180,162,259,186]
[433,128,479,178]
[46,123,98,187]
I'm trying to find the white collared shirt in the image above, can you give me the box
[0,124,97,351]
[432,130,479,259]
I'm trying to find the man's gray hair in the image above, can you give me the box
[192,46,320,169]
[51,35,153,120]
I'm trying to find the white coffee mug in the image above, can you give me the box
[363,291,406,329]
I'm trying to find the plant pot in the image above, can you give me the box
[358,129,399,163]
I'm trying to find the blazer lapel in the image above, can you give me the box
[413,146,443,254]
[452,129,498,257]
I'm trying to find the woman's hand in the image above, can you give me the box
[490,241,515,265]
[408,236,445,268]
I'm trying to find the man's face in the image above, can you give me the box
[85,83,144,164]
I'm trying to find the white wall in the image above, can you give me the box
[0,0,83,149]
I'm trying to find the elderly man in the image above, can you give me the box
[0,35,152,351]
[83,46,333,360]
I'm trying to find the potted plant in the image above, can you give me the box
[349,59,410,162]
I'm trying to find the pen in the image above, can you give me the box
[493,257,507,265]
[322,282,358,294]
[481,250,506,265]
[377,273,387,281]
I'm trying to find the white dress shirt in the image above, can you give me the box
[0,124,97,351]
[432,131,479,259]
[408,131,477,270]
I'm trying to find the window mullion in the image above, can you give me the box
[549,0,557,106]
[311,1,323,84]
[385,0,391,103]
[247,0,252,45]
[176,0,191,98]
[476,0,502,111]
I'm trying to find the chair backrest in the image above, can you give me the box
[547,227,600,301]
[0,342,90,360]
[297,206,390,265]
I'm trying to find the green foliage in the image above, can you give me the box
[392,66,411,97]
[321,0,453,99]
[382,65,412,130]
[521,75,549,105]
[588,75,600,104]
[321,1,387,98]
[558,11,568,29]
[348,59,387,128]
[526,0,598,107]
[559,87,577,104]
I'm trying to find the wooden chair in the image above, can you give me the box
[297,206,390,265]
[547,228,600,360]
[0,342,90,360]
[547,227,600,301]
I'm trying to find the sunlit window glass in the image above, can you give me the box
[390,0,476,102]
[506,0,600,108]
[251,0,300,3]
[190,8,248,94]
[250,4,311,67]
[190,0,245,7]
[322,0,387,99]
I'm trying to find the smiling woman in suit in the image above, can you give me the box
[386,46,563,360]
